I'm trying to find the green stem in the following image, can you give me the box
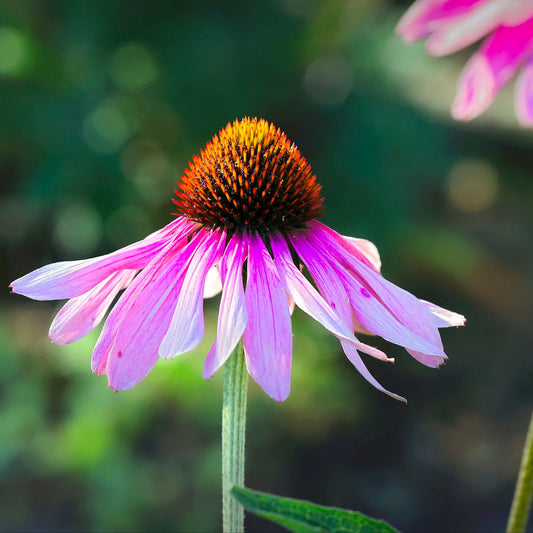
[507,410,533,533]
[222,341,248,533]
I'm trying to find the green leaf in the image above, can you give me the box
[230,486,400,533]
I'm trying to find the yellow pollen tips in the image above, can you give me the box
[174,117,323,233]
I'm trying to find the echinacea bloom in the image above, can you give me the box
[397,0,533,126]
[10,118,464,402]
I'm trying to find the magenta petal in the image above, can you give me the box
[271,233,353,339]
[49,269,136,345]
[320,228,382,274]
[425,0,508,56]
[242,233,292,402]
[396,0,488,43]
[343,236,382,273]
[92,230,203,389]
[306,223,447,358]
[452,53,496,120]
[515,57,533,126]
[280,233,393,363]
[203,234,248,380]
[11,217,194,300]
[159,229,226,358]
[452,18,533,120]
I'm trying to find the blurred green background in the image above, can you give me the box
[1,0,532,531]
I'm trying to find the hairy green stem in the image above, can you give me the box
[222,341,248,533]
[507,410,533,533]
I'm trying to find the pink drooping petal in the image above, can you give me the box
[306,222,447,363]
[159,230,226,358]
[274,233,401,397]
[343,236,382,273]
[515,56,533,126]
[91,230,206,389]
[271,233,353,339]
[280,232,392,362]
[243,233,292,402]
[291,233,428,357]
[10,217,195,300]
[452,17,533,120]
[281,232,353,327]
[397,0,489,43]
[425,0,511,56]
[340,340,406,402]
[49,269,137,345]
[203,235,248,379]
[407,349,447,368]
[422,300,467,328]
[204,265,223,298]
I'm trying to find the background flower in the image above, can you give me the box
[397,0,533,125]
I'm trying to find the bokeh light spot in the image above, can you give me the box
[105,205,151,247]
[53,203,103,255]
[304,54,353,106]
[446,158,499,212]
[109,43,158,91]
[121,139,178,205]
[83,97,140,154]
[0,26,29,76]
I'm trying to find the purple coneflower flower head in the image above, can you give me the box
[397,0,533,126]
[10,118,465,402]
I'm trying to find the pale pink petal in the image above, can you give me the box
[49,269,137,345]
[10,217,195,300]
[203,265,223,298]
[287,294,296,315]
[407,349,447,367]
[203,235,248,379]
[159,229,226,358]
[243,233,292,402]
[92,230,206,389]
[515,56,533,126]
[352,314,376,336]
[397,0,489,43]
[422,299,467,327]
[343,236,382,273]
[452,17,533,120]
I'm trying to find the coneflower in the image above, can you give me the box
[10,117,464,402]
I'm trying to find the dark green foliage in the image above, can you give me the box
[232,486,400,532]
